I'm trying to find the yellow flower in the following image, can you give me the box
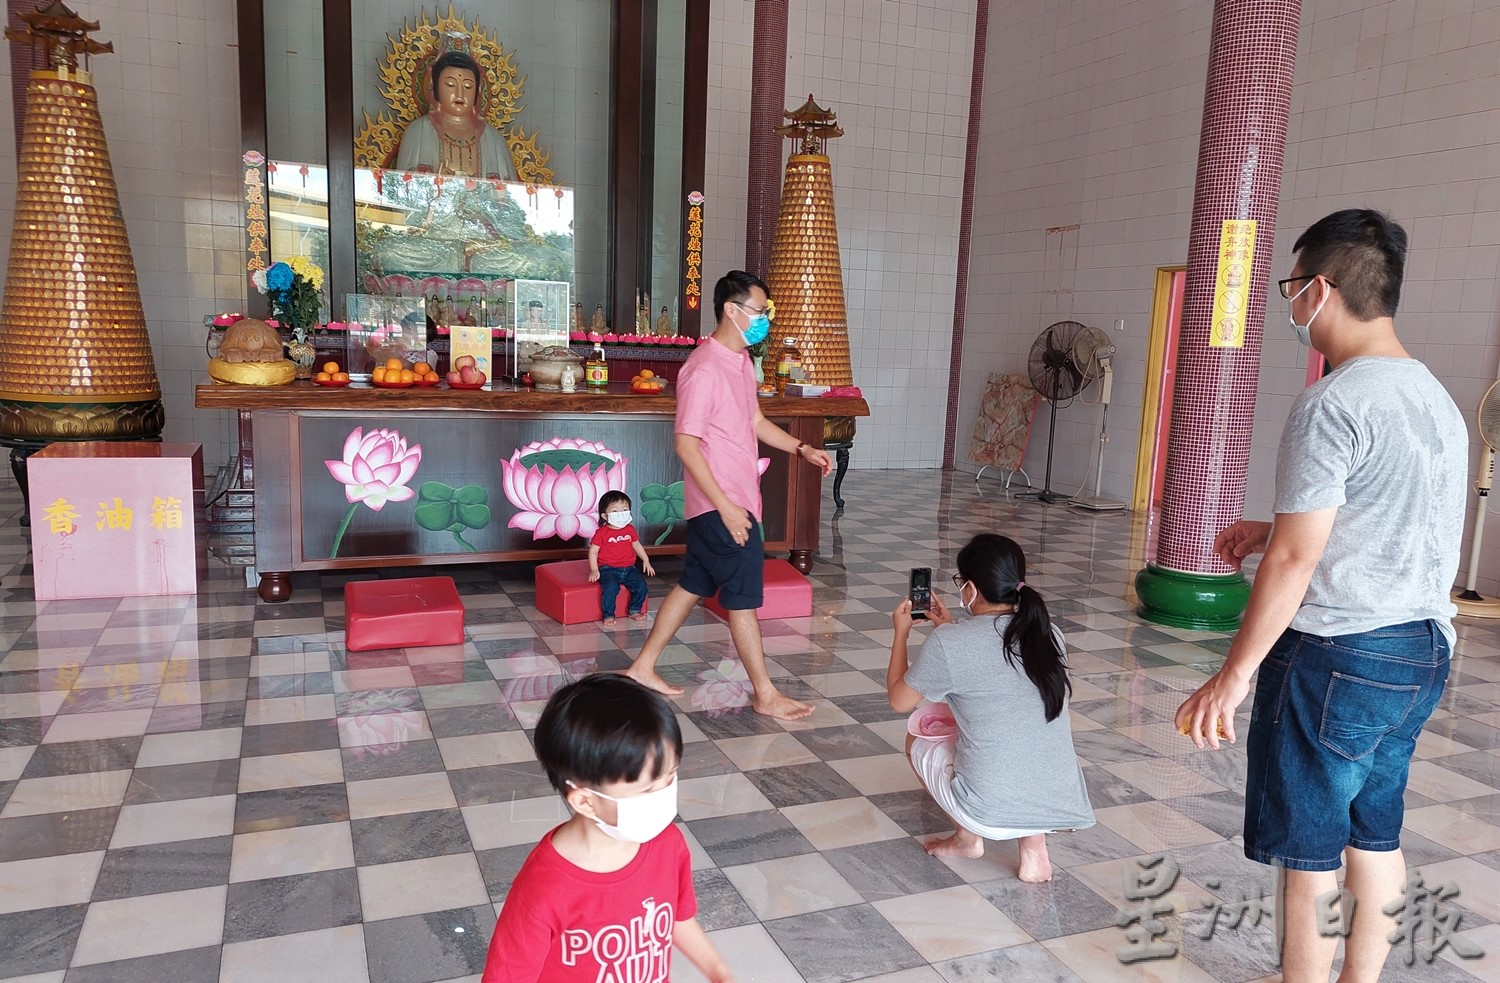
[765,298,777,320]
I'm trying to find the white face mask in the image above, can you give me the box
[569,773,679,843]
[1289,277,1328,348]
[959,581,975,615]
[606,510,632,529]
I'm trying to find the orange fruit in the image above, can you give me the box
[399,369,415,384]
[385,358,403,372]
[372,367,387,383]
[315,371,331,382]
[333,371,349,382]
[413,362,429,376]
[640,369,655,380]
[322,361,339,374]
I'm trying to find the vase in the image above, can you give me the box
[753,355,765,384]
[287,339,317,380]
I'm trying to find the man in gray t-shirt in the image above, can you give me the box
[1175,210,1467,983]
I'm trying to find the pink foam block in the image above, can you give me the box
[345,577,465,651]
[535,559,650,625]
[704,559,813,621]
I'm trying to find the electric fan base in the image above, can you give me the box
[1452,589,1500,620]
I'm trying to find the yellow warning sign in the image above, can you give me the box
[1210,220,1256,349]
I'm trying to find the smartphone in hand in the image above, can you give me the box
[909,567,932,620]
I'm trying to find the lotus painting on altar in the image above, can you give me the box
[501,437,628,541]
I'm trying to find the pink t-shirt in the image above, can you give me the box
[675,337,762,521]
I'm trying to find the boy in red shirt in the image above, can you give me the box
[481,674,732,983]
[588,491,655,626]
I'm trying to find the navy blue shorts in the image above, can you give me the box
[1243,621,1450,872]
[680,511,763,610]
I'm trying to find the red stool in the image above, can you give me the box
[705,559,813,620]
[535,560,651,625]
[345,576,466,652]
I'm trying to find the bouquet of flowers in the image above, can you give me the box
[252,257,325,343]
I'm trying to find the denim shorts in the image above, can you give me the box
[680,511,763,610]
[1243,621,1449,872]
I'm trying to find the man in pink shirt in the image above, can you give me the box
[626,271,832,720]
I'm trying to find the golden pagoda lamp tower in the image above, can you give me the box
[767,95,856,447]
[0,2,165,493]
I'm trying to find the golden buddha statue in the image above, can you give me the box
[395,50,515,181]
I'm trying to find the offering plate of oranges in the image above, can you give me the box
[630,369,667,394]
[313,362,351,387]
[371,358,439,388]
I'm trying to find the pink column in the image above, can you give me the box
[744,0,790,277]
[1138,0,1300,629]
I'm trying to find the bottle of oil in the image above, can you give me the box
[775,337,803,394]
[585,344,609,390]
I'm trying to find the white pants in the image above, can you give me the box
[909,736,1050,841]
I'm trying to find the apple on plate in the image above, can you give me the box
[447,370,463,385]
[454,355,476,371]
[459,365,481,385]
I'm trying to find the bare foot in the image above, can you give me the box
[753,691,815,721]
[924,831,984,859]
[1016,834,1052,883]
[623,666,686,697]
[603,617,617,627]
[631,612,648,622]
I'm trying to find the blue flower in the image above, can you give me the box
[266,262,293,292]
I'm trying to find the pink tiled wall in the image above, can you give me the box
[958,0,1500,593]
[0,0,244,470]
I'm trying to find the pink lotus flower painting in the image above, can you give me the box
[324,426,423,557]
[501,437,628,541]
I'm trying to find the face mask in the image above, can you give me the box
[1289,278,1328,349]
[606,510,632,529]
[736,304,771,347]
[570,774,679,843]
[959,582,975,615]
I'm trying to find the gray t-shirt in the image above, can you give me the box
[1275,356,1468,643]
[904,615,1095,831]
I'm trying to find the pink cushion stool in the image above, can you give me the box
[345,576,465,652]
[535,559,651,625]
[704,559,813,620]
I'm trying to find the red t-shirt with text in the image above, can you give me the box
[481,824,697,983]
[591,524,640,568]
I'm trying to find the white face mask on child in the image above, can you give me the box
[569,773,679,843]
[606,510,633,529]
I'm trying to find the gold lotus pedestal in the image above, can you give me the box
[0,4,165,520]
[767,96,855,507]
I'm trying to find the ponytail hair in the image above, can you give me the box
[955,534,1071,722]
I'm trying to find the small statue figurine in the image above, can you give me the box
[591,304,607,332]
[657,306,672,336]
[574,302,585,332]
[560,363,577,392]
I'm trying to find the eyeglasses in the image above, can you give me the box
[951,574,966,589]
[736,302,769,317]
[1277,275,1337,300]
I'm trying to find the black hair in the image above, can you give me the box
[1292,209,1408,321]
[955,533,1070,722]
[430,50,482,102]
[597,490,631,519]
[713,270,770,323]
[534,674,682,794]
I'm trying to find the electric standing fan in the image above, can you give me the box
[1018,321,1091,504]
[1454,378,1500,618]
[1070,326,1126,511]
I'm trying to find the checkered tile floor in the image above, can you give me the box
[2,469,1498,982]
